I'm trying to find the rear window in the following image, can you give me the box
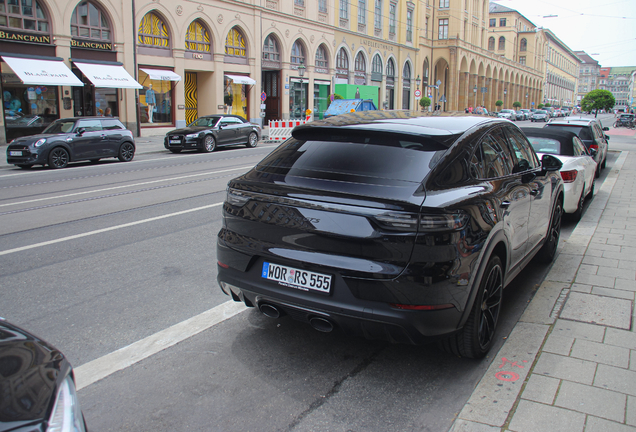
[256,136,449,183]
[526,137,562,155]
[535,110,547,114]
[545,124,593,140]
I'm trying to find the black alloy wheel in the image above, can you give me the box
[439,255,503,359]
[572,186,585,221]
[118,142,135,162]
[246,132,258,148]
[48,147,69,169]
[537,200,562,263]
[201,135,216,153]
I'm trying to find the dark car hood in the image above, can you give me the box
[167,126,214,135]
[0,320,68,431]
[9,133,67,145]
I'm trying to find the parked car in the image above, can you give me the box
[521,127,596,221]
[6,117,135,169]
[520,109,531,119]
[164,115,260,153]
[497,109,516,121]
[0,318,87,431]
[217,112,564,359]
[531,110,549,122]
[515,111,526,121]
[544,117,609,177]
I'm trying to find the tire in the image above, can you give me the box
[614,121,620,128]
[439,255,504,359]
[90,159,100,163]
[48,147,69,169]
[571,186,585,222]
[118,142,135,162]
[246,132,258,148]
[586,181,595,199]
[536,199,562,263]
[169,149,182,154]
[595,161,601,178]
[200,135,215,153]
[601,156,606,169]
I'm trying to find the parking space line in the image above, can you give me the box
[75,301,247,390]
[0,202,222,256]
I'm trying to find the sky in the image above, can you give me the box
[491,0,636,67]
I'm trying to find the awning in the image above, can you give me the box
[1,56,83,86]
[225,74,256,85]
[139,68,181,81]
[73,62,142,89]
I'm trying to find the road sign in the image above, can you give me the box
[436,80,442,86]
[261,92,267,102]
[439,95,447,102]
[414,89,422,98]
[481,87,487,93]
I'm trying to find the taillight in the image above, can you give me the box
[226,187,250,207]
[589,144,599,150]
[560,170,578,183]
[374,211,469,232]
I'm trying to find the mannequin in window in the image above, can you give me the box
[146,84,156,123]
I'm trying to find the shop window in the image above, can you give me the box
[138,12,169,49]
[185,20,211,53]
[224,76,249,118]
[0,0,49,33]
[71,1,110,41]
[138,69,173,125]
[225,26,247,64]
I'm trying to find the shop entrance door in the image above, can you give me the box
[185,72,198,125]
[262,70,280,123]
[72,74,95,116]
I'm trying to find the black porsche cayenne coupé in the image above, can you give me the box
[217,111,564,358]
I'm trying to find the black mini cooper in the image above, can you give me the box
[217,111,564,358]
[6,117,135,169]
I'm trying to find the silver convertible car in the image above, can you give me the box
[164,115,261,153]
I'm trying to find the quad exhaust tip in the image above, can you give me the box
[259,303,282,319]
[309,316,334,333]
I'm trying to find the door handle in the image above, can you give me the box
[500,201,511,208]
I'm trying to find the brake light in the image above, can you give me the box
[389,303,455,311]
[560,170,578,183]
[374,211,470,232]
[589,144,599,150]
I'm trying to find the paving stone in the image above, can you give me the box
[553,319,606,342]
[587,243,621,253]
[520,282,569,325]
[573,273,616,289]
[571,339,631,368]
[546,255,584,283]
[543,333,574,356]
[605,328,636,350]
[555,380,626,422]
[534,352,597,385]
[594,364,636,397]
[448,419,501,432]
[597,266,636,281]
[618,261,636,271]
[605,251,636,262]
[628,396,636,427]
[571,284,592,293]
[578,264,598,275]
[560,292,632,330]
[584,416,636,432]
[520,375,559,405]
[591,286,635,300]
[586,248,604,258]
[615,279,636,292]
[583,255,618,268]
[508,400,585,432]
[632,351,636,372]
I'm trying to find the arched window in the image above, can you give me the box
[263,35,280,62]
[488,37,495,51]
[291,40,305,66]
[422,58,429,88]
[354,51,366,85]
[315,45,328,70]
[386,58,395,78]
[402,62,411,110]
[71,1,110,41]
[225,27,246,57]
[520,38,527,52]
[371,54,382,81]
[336,48,349,70]
[185,20,210,53]
[498,36,505,51]
[138,12,169,48]
[0,0,49,33]
[386,58,395,109]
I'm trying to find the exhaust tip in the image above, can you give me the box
[259,303,282,319]
[309,316,334,333]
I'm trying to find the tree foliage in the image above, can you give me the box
[419,96,431,110]
[538,103,544,109]
[512,101,521,109]
[581,89,615,117]
[495,100,503,110]
[544,103,551,108]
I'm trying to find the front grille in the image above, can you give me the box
[167,135,183,147]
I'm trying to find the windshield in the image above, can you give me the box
[189,116,220,127]
[535,110,547,114]
[43,120,76,134]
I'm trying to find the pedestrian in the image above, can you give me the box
[104,107,112,117]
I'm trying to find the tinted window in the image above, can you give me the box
[191,117,220,127]
[44,120,76,134]
[101,119,124,130]
[572,137,587,156]
[545,125,592,140]
[505,128,539,170]
[77,119,102,132]
[474,128,513,179]
[256,137,445,183]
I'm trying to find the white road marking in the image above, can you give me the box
[0,166,252,208]
[74,301,247,390]
[0,202,222,256]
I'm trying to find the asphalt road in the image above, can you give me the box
[0,115,625,431]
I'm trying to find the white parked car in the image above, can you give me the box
[497,109,516,120]
[522,127,597,220]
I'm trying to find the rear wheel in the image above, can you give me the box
[48,147,69,169]
[601,156,606,169]
[201,135,216,153]
[118,142,135,162]
[439,255,504,359]
[536,200,562,263]
[571,186,585,221]
[587,181,595,199]
[246,132,258,148]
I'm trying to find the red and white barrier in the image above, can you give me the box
[267,119,308,141]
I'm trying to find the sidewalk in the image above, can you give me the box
[450,149,636,432]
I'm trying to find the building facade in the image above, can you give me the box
[574,51,600,106]
[598,66,636,112]
[540,29,581,109]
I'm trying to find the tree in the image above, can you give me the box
[544,103,551,108]
[581,89,616,117]
[419,96,431,111]
[495,100,503,111]
[513,101,521,109]
[538,103,544,109]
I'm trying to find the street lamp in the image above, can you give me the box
[416,75,421,89]
[298,61,306,119]
[504,88,507,109]
[473,85,477,110]
[525,93,528,109]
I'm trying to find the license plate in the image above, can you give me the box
[170,139,181,144]
[262,262,331,294]
[9,151,22,156]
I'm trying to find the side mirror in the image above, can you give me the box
[76,127,85,135]
[589,148,598,158]
[541,154,563,172]
[605,135,610,141]
[603,127,609,131]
